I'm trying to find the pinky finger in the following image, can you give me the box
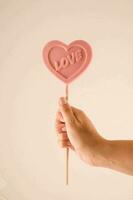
[58,140,68,148]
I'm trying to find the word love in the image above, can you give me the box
[53,49,83,71]
[43,40,92,83]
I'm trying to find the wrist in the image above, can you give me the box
[90,138,111,167]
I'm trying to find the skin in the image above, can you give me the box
[55,97,133,176]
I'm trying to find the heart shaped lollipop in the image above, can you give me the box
[42,40,92,83]
[42,40,92,185]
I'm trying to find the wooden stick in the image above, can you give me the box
[65,147,69,185]
[65,84,69,185]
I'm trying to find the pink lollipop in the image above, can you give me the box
[43,40,92,83]
[42,40,92,184]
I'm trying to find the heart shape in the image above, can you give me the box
[42,40,92,83]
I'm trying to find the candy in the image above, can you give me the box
[42,40,92,83]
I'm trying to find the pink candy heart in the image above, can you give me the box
[42,40,92,83]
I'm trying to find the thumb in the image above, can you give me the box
[59,97,75,125]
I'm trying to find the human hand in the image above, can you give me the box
[55,97,106,166]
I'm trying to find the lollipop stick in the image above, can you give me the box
[65,84,69,185]
[65,147,69,185]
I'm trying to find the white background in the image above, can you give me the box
[0,0,133,199]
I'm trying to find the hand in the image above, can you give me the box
[55,97,106,166]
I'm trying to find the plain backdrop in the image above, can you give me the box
[0,0,133,199]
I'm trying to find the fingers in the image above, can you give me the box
[58,140,75,150]
[55,111,65,133]
[58,97,86,125]
[56,97,85,150]
[59,97,75,125]
[55,109,74,150]
[55,110,69,144]
[55,118,67,139]
[58,140,70,148]
[56,109,64,123]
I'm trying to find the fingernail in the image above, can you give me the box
[59,97,67,106]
